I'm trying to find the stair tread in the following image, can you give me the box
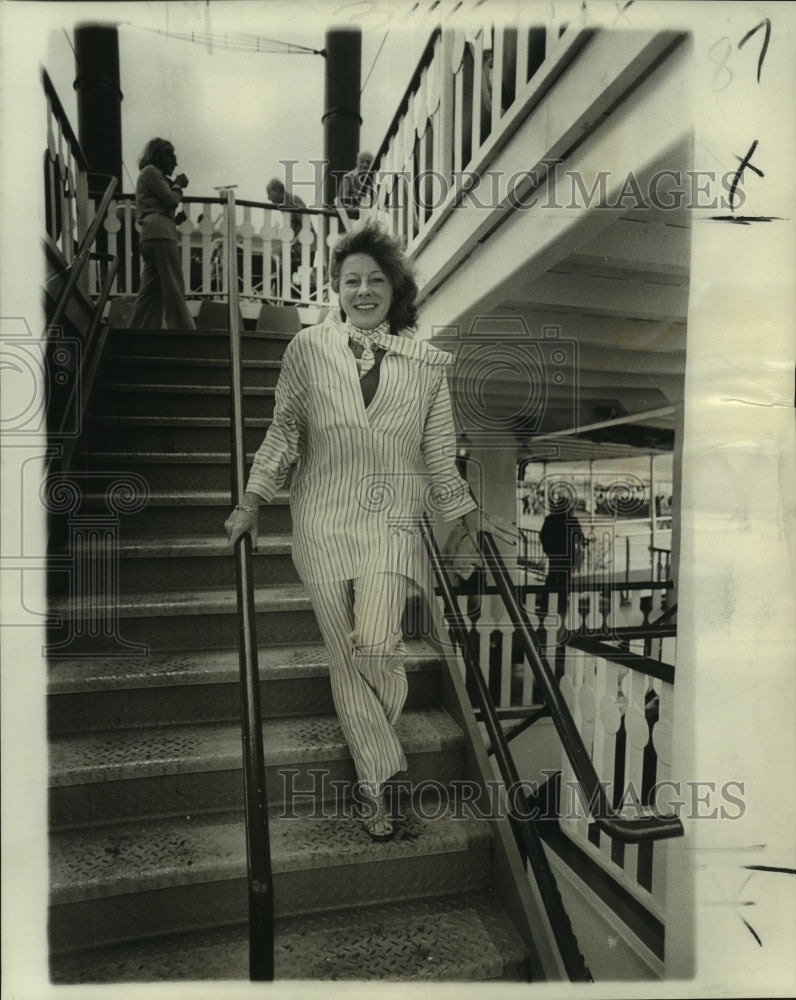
[50,889,527,982]
[99,382,275,395]
[106,355,281,369]
[109,327,294,340]
[50,795,491,904]
[85,451,262,463]
[78,489,290,506]
[55,534,292,558]
[48,639,440,692]
[49,583,311,618]
[90,415,273,427]
[50,707,461,786]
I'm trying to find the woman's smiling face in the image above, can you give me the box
[338,253,393,330]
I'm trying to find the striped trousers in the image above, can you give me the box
[303,573,409,785]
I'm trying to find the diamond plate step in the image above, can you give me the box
[49,534,300,595]
[46,584,322,653]
[49,705,462,827]
[78,452,262,491]
[85,415,272,453]
[50,889,529,983]
[49,800,495,953]
[48,641,442,733]
[74,490,292,539]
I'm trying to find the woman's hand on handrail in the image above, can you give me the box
[461,508,517,548]
[225,495,260,551]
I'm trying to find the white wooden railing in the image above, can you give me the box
[446,578,672,717]
[557,634,676,921]
[52,18,586,312]
[43,71,91,289]
[90,195,340,310]
[347,18,584,252]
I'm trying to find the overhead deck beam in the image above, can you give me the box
[571,218,689,276]
[490,310,686,355]
[509,270,688,322]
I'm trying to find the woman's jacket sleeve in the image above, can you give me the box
[245,339,305,502]
[420,366,477,521]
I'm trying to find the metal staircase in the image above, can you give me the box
[47,317,541,983]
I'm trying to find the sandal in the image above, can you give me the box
[358,781,394,841]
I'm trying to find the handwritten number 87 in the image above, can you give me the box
[709,18,772,92]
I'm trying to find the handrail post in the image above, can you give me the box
[223,186,274,981]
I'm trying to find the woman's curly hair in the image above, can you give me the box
[138,138,175,173]
[329,221,418,333]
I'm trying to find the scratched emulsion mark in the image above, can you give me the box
[708,18,784,226]
[738,864,796,946]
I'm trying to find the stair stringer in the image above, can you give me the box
[426,596,570,983]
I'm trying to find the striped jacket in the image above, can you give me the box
[245,311,476,583]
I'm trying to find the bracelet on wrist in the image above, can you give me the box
[235,503,257,513]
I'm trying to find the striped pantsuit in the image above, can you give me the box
[303,572,409,785]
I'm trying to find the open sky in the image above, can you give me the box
[40,0,435,204]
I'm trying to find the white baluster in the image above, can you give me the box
[519,613,535,706]
[470,28,484,162]
[578,653,597,761]
[102,200,120,295]
[276,212,292,304]
[491,24,505,127]
[559,648,580,840]
[476,617,491,688]
[200,205,216,295]
[620,669,652,890]
[122,200,136,295]
[426,34,446,200]
[296,214,315,302]
[650,677,674,916]
[239,207,255,297]
[261,213,280,300]
[414,124,429,239]
[179,214,192,295]
[313,215,326,304]
[594,658,622,864]
[515,22,530,95]
[452,29,465,177]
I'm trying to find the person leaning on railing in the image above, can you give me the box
[266,177,316,281]
[128,137,195,331]
[337,150,375,217]
[225,221,508,842]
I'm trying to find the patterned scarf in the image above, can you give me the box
[346,320,392,377]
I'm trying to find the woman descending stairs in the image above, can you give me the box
[46,313,550,983]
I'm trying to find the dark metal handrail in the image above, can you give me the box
[650,602,678,627]
[48,175,118,331]
[478,532,684,845]
[421,518,591,983]
[223,188,274,981]
[53,253,119,476]
[43,69,89,171]
[110,192,338,219]
[46,176,119,480]
[567,634,675,687]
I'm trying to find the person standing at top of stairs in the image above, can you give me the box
[225,222,482,843]
[129,137,196,330]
